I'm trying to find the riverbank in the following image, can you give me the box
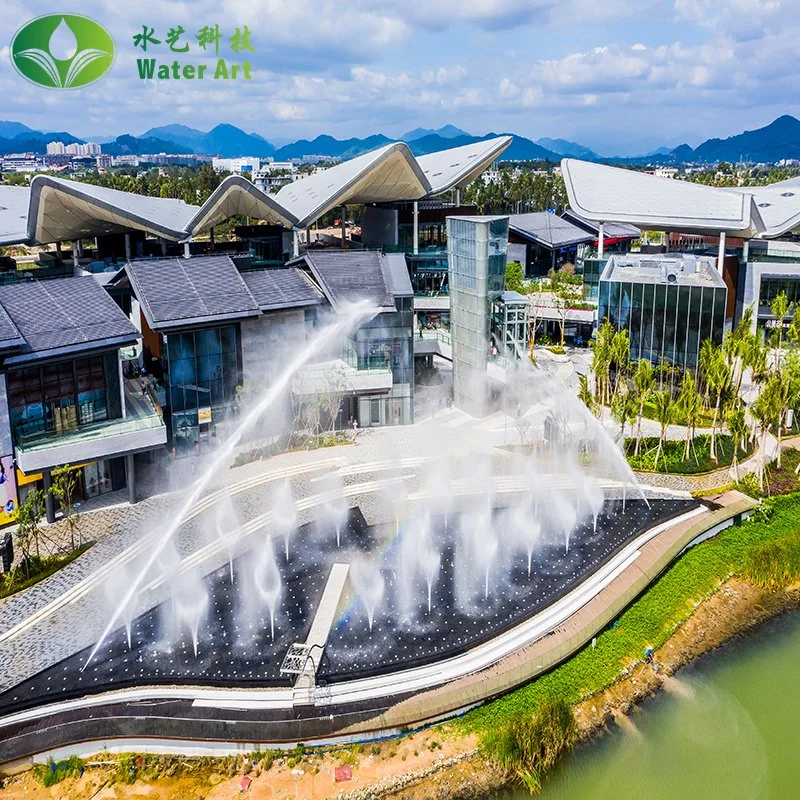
[3,496,800,799]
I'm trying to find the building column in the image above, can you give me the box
[119,352,127,419]
[55,241,62,260]
[292,229,300,258]
[455,188,461,207]
[718,231,726,274]
[43,470,55,524]
[597,222,604,259]
[125,454,137,504]
[183,241,191,258]
[209,227,215,247]
[664,231,670,252]
[742,239,750,263]
[72,240,79,268]
[124,233,131,261]
[341,206,347,249]
[413,201,419,255]
[160,238,168,256]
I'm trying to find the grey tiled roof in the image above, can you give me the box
[301,251,394,311]
[241,268,323,310]
[509,212,593,248]
[126,256,261,330]
[0,276,137,363]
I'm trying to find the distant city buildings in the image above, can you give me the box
[46,141,101,156]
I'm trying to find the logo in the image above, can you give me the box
[10,14,114,89]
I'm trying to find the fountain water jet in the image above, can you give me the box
[84,302,375,670]
[272,479,297,562]
[351,559,385,632]
[253,535,282,641]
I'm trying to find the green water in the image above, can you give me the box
[497,610,800,800]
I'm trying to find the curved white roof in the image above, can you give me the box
[28,175,198,244]
[561,159,758,237]
[419,136,513,196]
[11,138,508,245]
[186,175,296,236]
[275,142,429,229]
[0,185,31,245]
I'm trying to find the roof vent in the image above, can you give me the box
[781,192,795,197]
[758,202,772,208]
[665,265,678,284]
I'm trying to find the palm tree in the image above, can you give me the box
[770,291,791,363]
[611,329,630,399]
[698,338,716,406]
[633,359,655,456]
[726,401,748,481]
[577,373,595,416]
[652,390,675,471]
[706,349,731,462]
[611,385,637,446]
[753,374,782,490]
[677,370,702,463]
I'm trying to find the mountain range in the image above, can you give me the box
[3,115,800,166]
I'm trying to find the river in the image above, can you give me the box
[496,609,800,800]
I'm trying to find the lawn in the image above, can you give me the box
[625,434,752,474]
[458,492,800,733]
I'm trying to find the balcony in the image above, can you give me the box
[15,381,166,473]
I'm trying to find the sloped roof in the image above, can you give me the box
[10,138,509,246]
[126,255,261,331]
[241,267,323,310]
[561,209,640,239]
[0,185,31,245]
[0,276,138,364]
[508,212,593,248]
[561,158,757,237]
[298,251,395,311]
[186,175,296,236]
[28,175,198,244]
[275,143,429,228]
[418,136,513,195]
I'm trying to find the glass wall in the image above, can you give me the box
[759,276,800,307]
[8,354,112,441]
[599,278,726,374]
[165,325,240,452]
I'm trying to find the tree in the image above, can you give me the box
[526,279,545,360]
[610,329,630,400]
[753,373,782,490]
[505,261,527,294]
[770,291,791,363]
[677,370,702,463]
[706,347,731,462]
[577,373,595,416]
[548,267,582,348]
[51,465,81,550]
[726,401,748,481]
[611,385,638,445]
[592,318,615,408]
[652,390,675,471]
[15,488,47,580]
[632,359,655,456]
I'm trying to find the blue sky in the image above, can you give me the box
[2,0,799,155]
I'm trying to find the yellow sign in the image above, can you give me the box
[198,407,212,424]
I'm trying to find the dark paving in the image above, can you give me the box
[0,499,696,716]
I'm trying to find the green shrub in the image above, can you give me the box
[625,434,750,474]
[33,755,84,787]
[480,698,576,795]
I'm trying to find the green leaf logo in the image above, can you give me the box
[10,14,114,89]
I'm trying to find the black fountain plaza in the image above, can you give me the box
[0,498,696,716]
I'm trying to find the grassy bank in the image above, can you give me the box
[0,542,93,600]
[458,493,800,792]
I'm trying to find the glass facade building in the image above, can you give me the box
[447,216,508,416]
[164,325,241,452]
[7,353,120,442]
[598,255,727,374]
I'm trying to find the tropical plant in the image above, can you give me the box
[610,329,630,399]
[611,384,638,444]
[632,359,655,455]
[15,488,47,580]
[677,370,702,462]
[652,390,675,471]
[577,373,594,416]
[726,402,748,481]
[706,346,731,462]
[770,291,791,361]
